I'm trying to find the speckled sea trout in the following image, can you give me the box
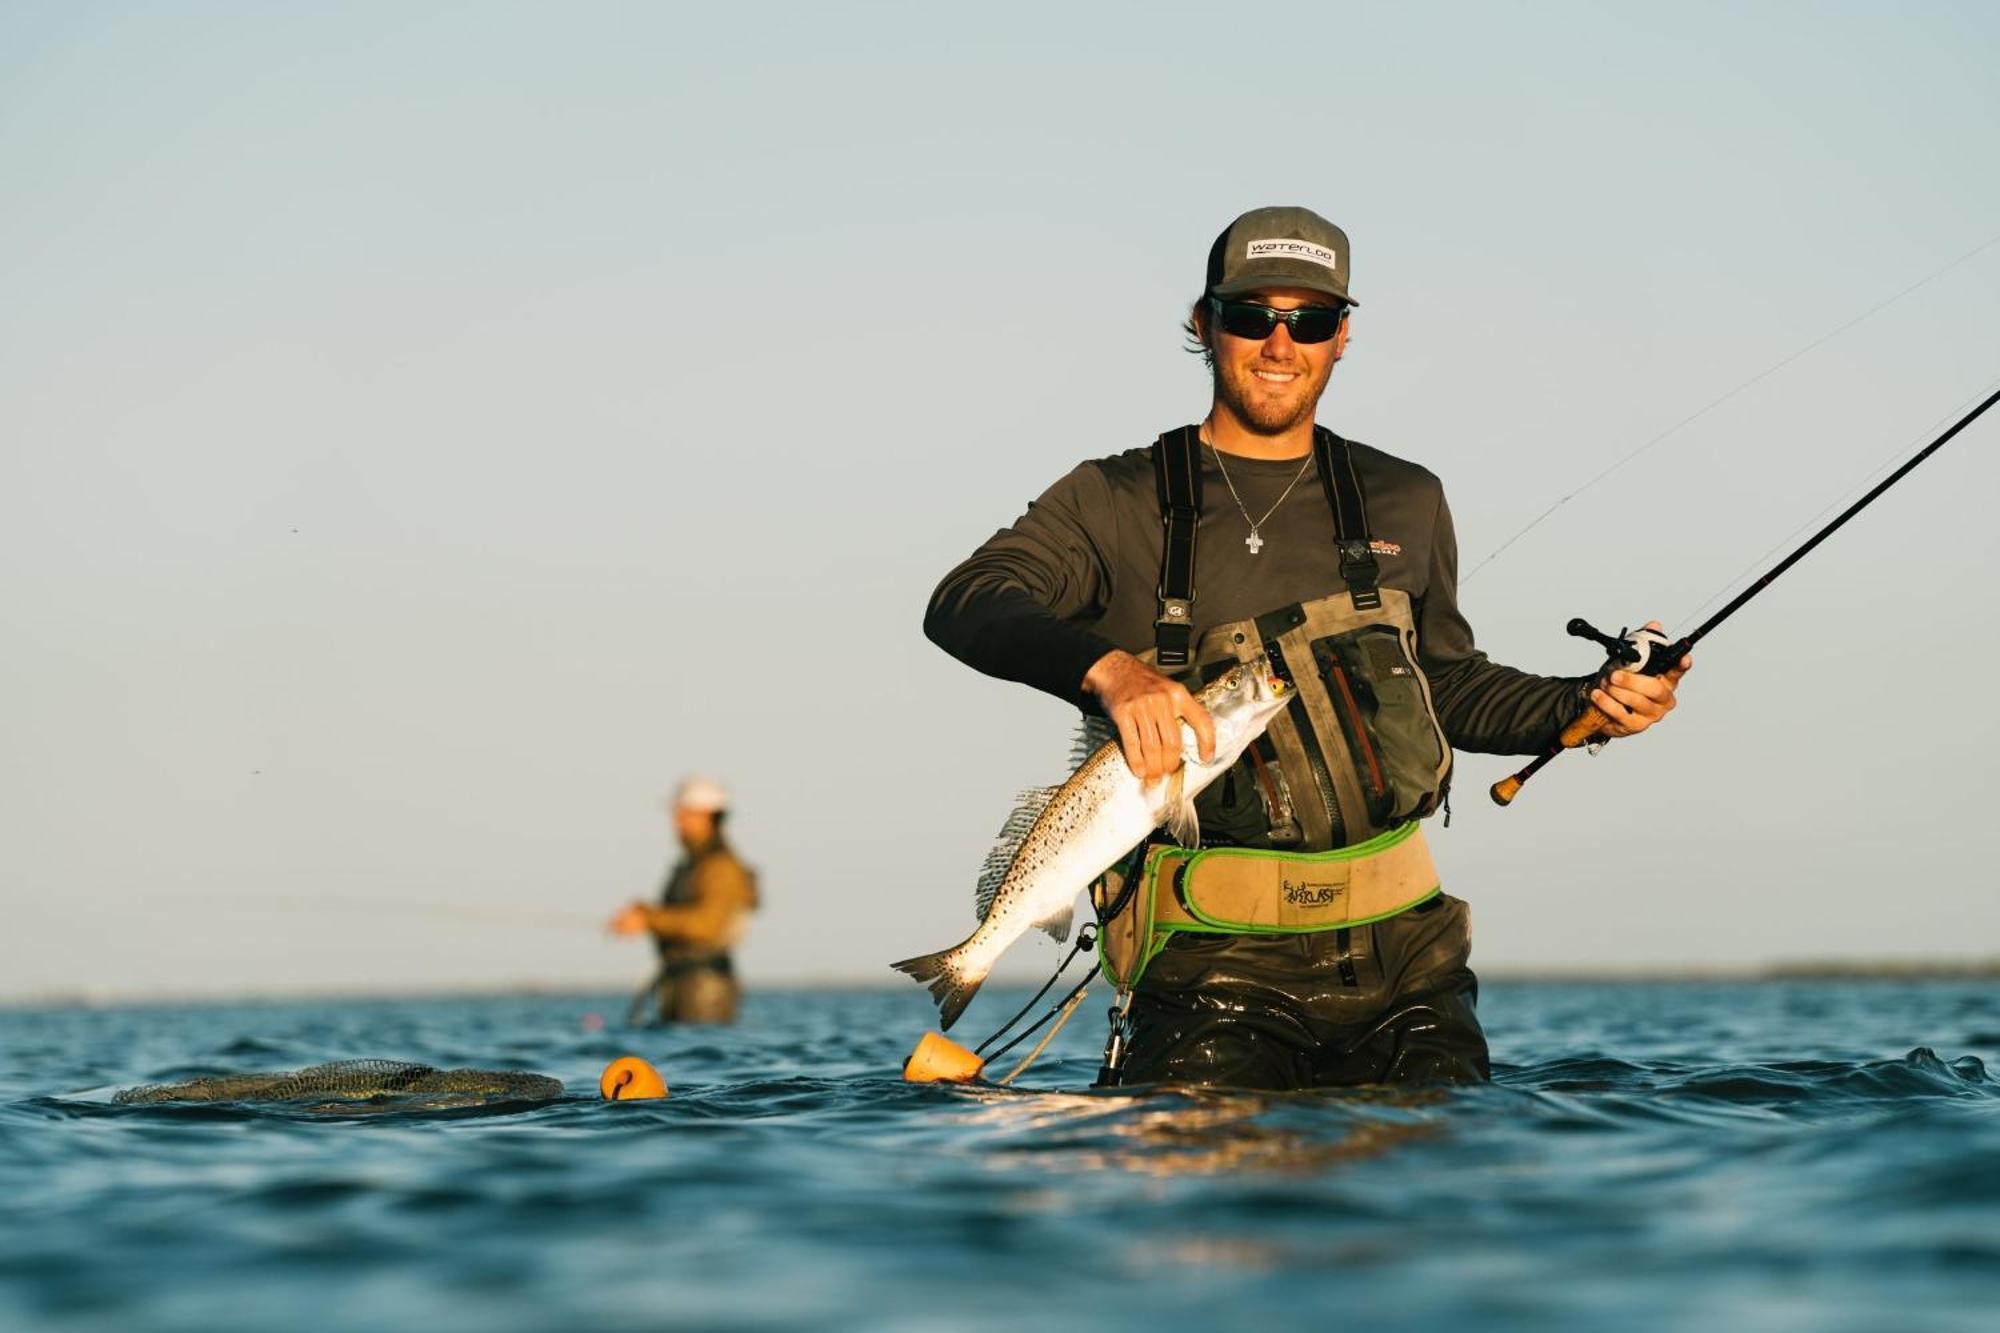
[892,659,1292,1030]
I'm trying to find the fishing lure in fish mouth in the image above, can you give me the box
[892,658,1292,1031]
[1493,383,2000,806]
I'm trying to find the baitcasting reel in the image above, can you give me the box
[1566,618,1680,677]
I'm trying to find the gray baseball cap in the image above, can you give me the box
[1204,205,1358,307]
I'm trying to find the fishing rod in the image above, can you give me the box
[1492,383,2000,807]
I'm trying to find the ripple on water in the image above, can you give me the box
[3,982,1998,1332]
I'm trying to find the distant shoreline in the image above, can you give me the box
[2,961,1997,1012]
[1485,961,2000,983]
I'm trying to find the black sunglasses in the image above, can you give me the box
[1207,297,1349,344]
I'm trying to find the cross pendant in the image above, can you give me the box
[1245,530,1264,555]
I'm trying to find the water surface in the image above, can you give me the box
[3,982,1997,1330]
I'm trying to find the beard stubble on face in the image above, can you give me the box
[1212,345,1333,436]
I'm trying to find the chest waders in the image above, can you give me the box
[633,843,745,1027]
[1094,426,1454,1084]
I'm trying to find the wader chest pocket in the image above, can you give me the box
[1312,626,1451,822]
[1191,749,1305,849]
[1187,660,1302,848]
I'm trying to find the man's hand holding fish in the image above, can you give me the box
[1083,649,1216,781]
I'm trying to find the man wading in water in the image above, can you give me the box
[924,206,1687,1089]
[608,777,759,1025]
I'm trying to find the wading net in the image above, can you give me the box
[113,1059,564,1106]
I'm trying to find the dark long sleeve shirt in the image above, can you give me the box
[925,434,1584,755]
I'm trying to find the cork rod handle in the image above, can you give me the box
[1489,661,1689,807]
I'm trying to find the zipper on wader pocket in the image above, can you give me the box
[1316,647,1393,827]
[1264,636,1345,847]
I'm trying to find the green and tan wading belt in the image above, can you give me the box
[1092,821,1441,989]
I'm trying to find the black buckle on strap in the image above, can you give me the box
[1338,539,1382,611]
[1314,429,1381,612]
[1154,597,1195,666]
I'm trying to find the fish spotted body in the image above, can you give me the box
[892,660,1292,1029]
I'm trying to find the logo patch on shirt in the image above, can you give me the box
[1245,238,1338,273]
[1368,538,1402,557]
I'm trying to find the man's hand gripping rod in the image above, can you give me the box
[1490,621,1688,806]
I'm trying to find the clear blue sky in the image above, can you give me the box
[4,2,1998,999]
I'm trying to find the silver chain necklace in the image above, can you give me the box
[1206,440,1313,555]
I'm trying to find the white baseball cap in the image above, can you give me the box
[673,776,729,813]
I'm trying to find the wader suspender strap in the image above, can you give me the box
[1153,426,1378,653]
[1312,427,1380,611]
[1152,426,1202,666]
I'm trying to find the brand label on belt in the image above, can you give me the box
[1282,877,1346,908]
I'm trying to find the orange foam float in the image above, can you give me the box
[599,1055,669,1101]
[902,1031,985,1084]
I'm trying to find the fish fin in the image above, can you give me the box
[890,946,989,1032]
[1035,898,1075,943]
[1179,719,1211,767]
[974,785,1060,921]
[1161,767,1201,848]
[1069,714,1119,771]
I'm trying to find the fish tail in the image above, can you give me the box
[890,944,990,1032]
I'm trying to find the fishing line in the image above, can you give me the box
[983,970,1094,1070]
[994,983,1092,1086]
[1492,382,2000,803]
[206,895,592,930]
[970,843,1145,1059]
[1464,227,2000,584]
[972,924,1098,1059]
[1674,380,2000,632]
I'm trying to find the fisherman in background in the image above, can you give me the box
[608,777,758,1025]
[924,205,1687,1089]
